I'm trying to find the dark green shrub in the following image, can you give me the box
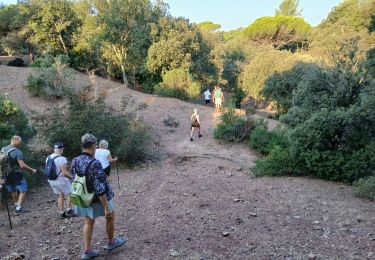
[154,83,189,101]
[24,75,46,97]
[353,176,375,201]
[7,58,24,67]
[252,145,300,177]
[37,87,153,166]
[214,109,249,142]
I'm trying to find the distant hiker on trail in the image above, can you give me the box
[71,134,126,260]
[213,86,224,111]
[95,140,118,181]
[190,109,202,141]
[203,88,212,106]
[45,142,75,219]
[1,135,36,215]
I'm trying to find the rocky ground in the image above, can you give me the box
[0,65,374,260]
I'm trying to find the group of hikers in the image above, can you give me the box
[203,85,224,111]
[0,134,124,259]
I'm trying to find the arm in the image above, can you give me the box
[92,161,113,218]
[108,154,118,164]
[18,160,36,174]
[197,115,201,124]
[60,164,72,179]
[98,193,113,219]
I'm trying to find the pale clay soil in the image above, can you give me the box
[0,65,374,260]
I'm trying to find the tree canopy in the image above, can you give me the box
[275,0,302,17]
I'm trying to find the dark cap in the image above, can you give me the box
[53,142,64,149]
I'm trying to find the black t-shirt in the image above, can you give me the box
[2,145,24,185]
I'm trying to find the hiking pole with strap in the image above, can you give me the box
[116,162,120,190]
[0,182,13,230]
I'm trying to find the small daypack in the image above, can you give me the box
[70,159,95,208]
[44,155,61,180]
[0,148,17,179]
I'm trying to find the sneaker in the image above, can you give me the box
[80,249,100,260]
[65,208,76,217]
[190,138,193,141]
[198,134,202,138]
[104,237,127,251]
[58,211,67,219]
[15,208,30,215]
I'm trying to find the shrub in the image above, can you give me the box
[353,176,375,201]
[37,87,153,166]
[24,54,73,98]
[214,109,250,142]
[154,83,189,101]
[163,116,179,128]
[7,57,24,67]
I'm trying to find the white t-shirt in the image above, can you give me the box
[204,90,211,100]
[45,153,68,180]
[95,148,111,169]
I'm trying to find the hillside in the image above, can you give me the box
[0,65,374,259]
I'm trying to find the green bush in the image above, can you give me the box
[252,145,300,177]
[24,54,73,98]
[214,109,249,142]
[249,123,289,155]
[154,83,189,101]
[37,87,153,166]
[7,57,24,67]
[353,176,375,201]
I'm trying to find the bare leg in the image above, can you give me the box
[66,195,72,209]
[58,193,64,212]
[10,192,18,204]
[190,127,195,139]
[18,192,26,208]
[83,217,95,251]
[106,212,115,243]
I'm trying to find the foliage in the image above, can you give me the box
[198,21,221,32]
[243,16,312,51]
[353,176,375,201]
[155,68,201,100]
[24,54,73,98]
[214,109,249,142]
[7,57,24,67]
[249,123,289,155]
[1,31,25,56]
[0,96,33,148]
[364,47,375,78]
[37,86,153,165]
[275,0,302,17]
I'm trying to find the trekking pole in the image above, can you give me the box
[1,184,12,230]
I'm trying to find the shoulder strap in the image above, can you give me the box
[6,148,17,156]
[52,155,62,177]
[6,148,18,169]
[84,159,96,175]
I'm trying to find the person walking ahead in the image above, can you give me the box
[71,134,125,260]
[1,135,36,215]
[190,109,202,141]
[95,140,118,181]
[46,142,74,219]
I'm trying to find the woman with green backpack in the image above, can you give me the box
[70,133,126,260]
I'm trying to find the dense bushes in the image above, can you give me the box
[353,176,375,201]
[24,55,73,98]
[251,50,375,184]
[214,109,250,142]
[37,87,153,166]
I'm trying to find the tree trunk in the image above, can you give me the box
[28,44,35,64]
[121,64,129,87]
[59,33,68,54]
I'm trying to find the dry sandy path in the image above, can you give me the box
[0,65,374,260]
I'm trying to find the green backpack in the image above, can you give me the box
[70,160,95,208]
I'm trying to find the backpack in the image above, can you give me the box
[44,155,61,181]
[0,148,17,179]
[70,160,96,208]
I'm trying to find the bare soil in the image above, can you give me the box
[0,65,374,260]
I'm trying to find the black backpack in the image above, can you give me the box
[44,155,61,180]
[0,148,17,179]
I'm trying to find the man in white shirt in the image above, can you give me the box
[203,88,212,106]
[46,142,74,218]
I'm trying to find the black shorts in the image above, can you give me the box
[205,99,210,104]
[103,165,111,176]
[191,123,200,129]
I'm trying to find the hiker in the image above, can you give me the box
[1,135,36,215]
[95,140,118,181]
[190,109,202,141]
[46,142,74,219]
[203,88,211,106]
[213,86,224,111]
[71,134,126,260]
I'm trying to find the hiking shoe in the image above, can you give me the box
[65,208,76,217]
[198,134,202,138]
[104,237,127,251]
[58,211,67,219]
[80,249,100,260]
[15,208,29,215]
[190,138,193,141]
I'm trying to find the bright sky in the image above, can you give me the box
[1,0,343,30]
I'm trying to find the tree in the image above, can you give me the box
[275,0,302,17]
[26,0,80,54]
[97,0,153,87]
[243,16,312,52]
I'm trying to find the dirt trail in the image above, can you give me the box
[0,65,375,260]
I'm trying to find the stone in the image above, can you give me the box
[308,253,316,259]
[222,231,230,237]
[249,213,257,217]
[169,249,180,257]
